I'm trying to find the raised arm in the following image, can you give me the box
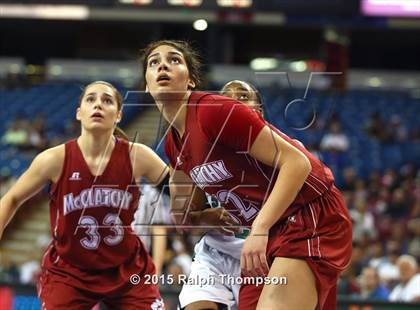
[0,146,64,239]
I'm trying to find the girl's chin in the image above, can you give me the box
[153,89,189,101]
[86,124,113,132]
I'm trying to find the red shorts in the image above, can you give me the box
[238,185,352,310]
[38,242,164,310]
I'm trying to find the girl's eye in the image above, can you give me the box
[171,58,181,64]
[149,59,158,66]
[104,99,113,104]
[86,97,94,103]
[239,95,249,100]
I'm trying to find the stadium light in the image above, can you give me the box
[168,0,202,6]
[119,0,153,4]
[193,19,208,31]
[250,58,278,71]
[290,61,307,72]
[368,77,382,87]
[217,0,252,8]
[0,4,89,20]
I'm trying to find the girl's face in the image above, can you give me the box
[222,81,262,115]
[145,44,195,102]
[77,83,122,132]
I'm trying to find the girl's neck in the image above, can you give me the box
[156,90,190,137]
[77,130,115,159]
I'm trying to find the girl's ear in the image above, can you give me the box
[116,110,122,124]
[188,79,196,90]
[76,107,81,121]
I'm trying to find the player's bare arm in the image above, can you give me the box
[129,142,169,185]
[168,167,205,225]
[168,167,236,235]
[249,125,311,232]
[241,125,311,277]
[0,145,64,239]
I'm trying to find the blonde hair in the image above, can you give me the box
[397,255,418,270]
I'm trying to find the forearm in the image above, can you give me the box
[252,156,311,231]
[170,198,211,236]
[0,196,20,240]
[152,226,167,276]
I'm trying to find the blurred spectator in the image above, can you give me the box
[366,112,388,142]
[407,218,420,259]
[1,117,29,148]
[368,242,386,269]
[19,249,41,285]
[358,266,390,300]
[381,169,399,189]
[351,243,368,278]
[366,113,408,144]
[386,188,410,219]
[132,184,171,276]
[33,113,47,136]
[341,167,357,191]
[338,244,366,296]
[27,113,48,151]
[370,188,390,216]
[353,179,368,203]
[390,221,409,252]
[320,121,349,152]
[1,114,49,152]
[337,266,360,296]
[377,241,401,288]
[389,255,420,302]
[171,236,192,277]
[0,253,20,284]
[166,263,184,290]
[350,198,376,242]
[389,115,408,143]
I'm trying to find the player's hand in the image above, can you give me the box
[200,207,239,236]
[240,226,269,277]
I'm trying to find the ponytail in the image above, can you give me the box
[113,126,129,141]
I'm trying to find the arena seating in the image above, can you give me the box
[0,82,143,176]
[1,83,419,186]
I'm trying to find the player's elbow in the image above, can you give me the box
[1,193,20,212]
[294,153,312,179]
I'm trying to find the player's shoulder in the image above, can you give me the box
[30,144,65,180]
[128,142,159,163]
[128,141,151,153]
[36,144,65,165]
[193,91,234,104]
[194,92,232,113]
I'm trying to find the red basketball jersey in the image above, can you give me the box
[49,138,142,270]
[165,92,335,226]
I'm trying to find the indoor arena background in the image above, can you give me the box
[1,1,420,309]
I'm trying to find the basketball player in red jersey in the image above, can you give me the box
[0,81,167,309]
[221,80,264,117]
[141,40,352,310]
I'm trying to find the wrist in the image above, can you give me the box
[251,218,272,233]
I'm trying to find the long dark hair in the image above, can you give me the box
[140,40,202,90]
